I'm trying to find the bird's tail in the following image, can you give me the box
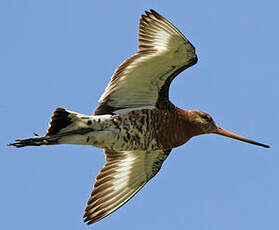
[9,108,94,148]
[45,107,73,136]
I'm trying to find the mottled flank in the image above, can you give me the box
[45,108,72,136]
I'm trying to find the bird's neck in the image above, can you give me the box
[158,108,203,149]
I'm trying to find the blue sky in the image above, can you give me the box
[1,1,278,229]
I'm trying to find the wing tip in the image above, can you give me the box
[83,216,98,225]
[141,9,163,22]
[149,9,162,19]
[83,209,111,225]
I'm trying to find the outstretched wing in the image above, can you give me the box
[83,148,171,225]
[94,9,197,115]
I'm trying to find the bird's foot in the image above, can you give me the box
[8,133,58,148]
[9,128,94,148]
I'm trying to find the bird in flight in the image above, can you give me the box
[10,9,269,224]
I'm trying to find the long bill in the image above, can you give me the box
[214,127,270,148]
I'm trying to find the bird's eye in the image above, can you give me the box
[201,114,210,121]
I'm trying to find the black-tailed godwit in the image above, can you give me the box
[10,9,269,224]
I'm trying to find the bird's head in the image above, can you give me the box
[188,111,269,148]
